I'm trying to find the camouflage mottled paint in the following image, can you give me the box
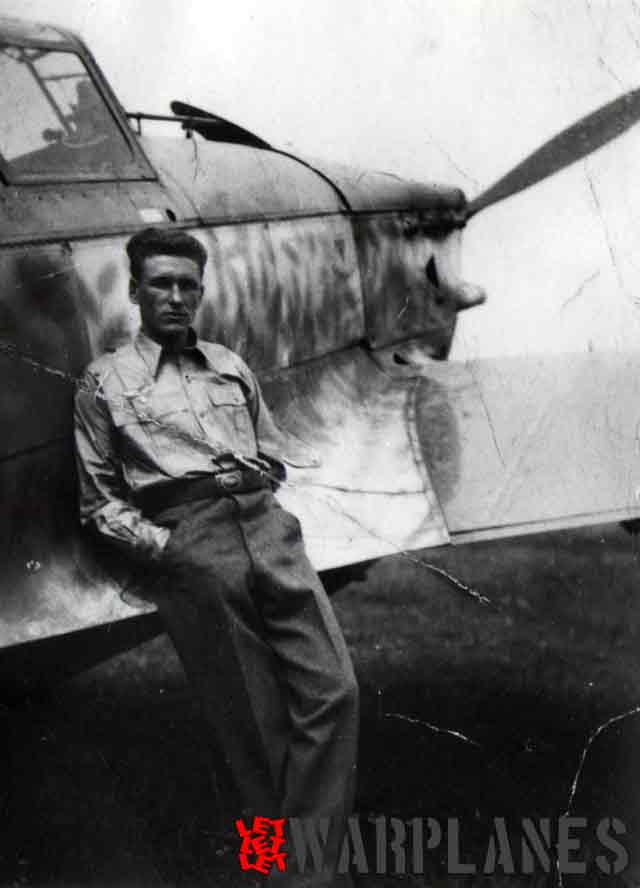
[196,216,364,369]
[0,240,132,654]
[52,215,365,369]
[353,214,462,357]
[262,347,449,570]
[143,135,465,362]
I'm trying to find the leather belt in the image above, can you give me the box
[136,468,270,517]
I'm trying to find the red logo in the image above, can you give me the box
[236,816,287,874]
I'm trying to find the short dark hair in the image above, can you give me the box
[126,228,208,280]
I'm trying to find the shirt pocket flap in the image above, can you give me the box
[111,389,187,426]
[110,393,157,426]
[208,380,246,407]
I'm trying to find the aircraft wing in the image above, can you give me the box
[412,346,640,543]
[267,339,640,567]
[266,344,451,571]
[3,334,639,690]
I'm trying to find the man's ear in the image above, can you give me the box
[129,277,139,304]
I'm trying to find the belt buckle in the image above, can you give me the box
[217,469,242,491]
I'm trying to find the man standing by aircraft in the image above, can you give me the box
[74,227,358,887]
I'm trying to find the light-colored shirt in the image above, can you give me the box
[74,331,312,560]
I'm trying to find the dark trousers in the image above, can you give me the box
[149,487,359,885]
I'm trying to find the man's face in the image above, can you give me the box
[130,254,204,343]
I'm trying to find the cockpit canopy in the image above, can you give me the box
[0,18,152,183]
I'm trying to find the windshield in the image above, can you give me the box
[0,45,139,180]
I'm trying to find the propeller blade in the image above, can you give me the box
[467,87,640,218]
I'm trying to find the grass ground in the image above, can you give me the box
[2,524,640,886]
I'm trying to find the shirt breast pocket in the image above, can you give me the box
[110,391,187,466]
[207,380,246,408]
[206,379,256,452]
[108,394,162,469]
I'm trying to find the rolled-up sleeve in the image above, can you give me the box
[73,370,170,560]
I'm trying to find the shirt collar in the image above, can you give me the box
[134,329,208,377]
